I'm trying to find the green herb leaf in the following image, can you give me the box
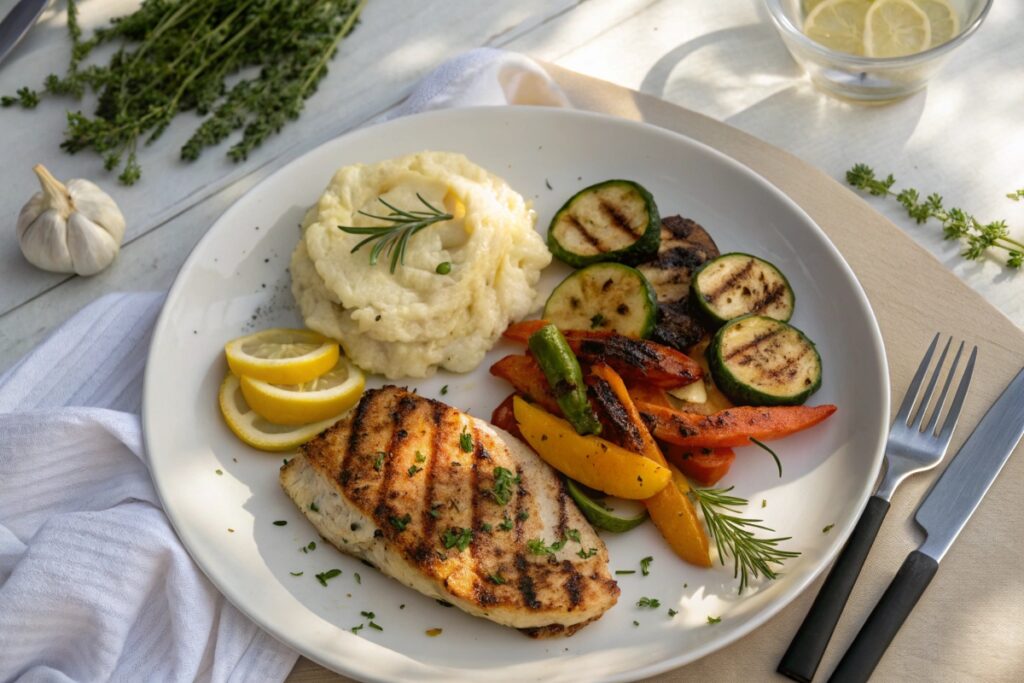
[489,467,521,506]
[309,502,320,512]
[707,615,721,625]
[667,608,678,617]
[615,570,636,576]
[415,450,427,463]
[750,437,782,478]
[360,611,375,619]
[354,572,361,584]
[566,528,581,543]
[339,194,454,273]
[637,597,660,608]
[577,547,598,559]
[373,451,387,471]
[441,527,474,551]
[640,556,653,576]
[460,429,473,452]
[440,385,448,396]
[215,469,223,475]
[315,569,342,586]
[498,514,514,531]
[351,624,364,634]
[408,465,423,477]
[290,571,304,576]
[822,523,835,534]
[390,514,412,531]
[273,520,288,526]
[368,621,383,631]
[488,573,507,585]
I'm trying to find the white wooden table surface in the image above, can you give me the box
[1,0,1021,373]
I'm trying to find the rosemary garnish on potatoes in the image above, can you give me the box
[338,194,454,273]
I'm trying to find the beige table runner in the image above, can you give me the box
[289,65,1024,683]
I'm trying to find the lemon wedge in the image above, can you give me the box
[914,0,960,47]
[803,0,872,56]
[864,0,932,57]
[225,328,340,385]
[240,356,365,425]
[218,374,345,451]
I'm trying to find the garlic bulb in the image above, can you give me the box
[17,164,126,276]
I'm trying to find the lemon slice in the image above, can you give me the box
[224,328,339,385]
[864,0,932,57]
[803,0,872,56]
[218,374,344,451]
[240,356,365,425]
[914,0,960,47]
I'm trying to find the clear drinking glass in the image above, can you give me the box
[763,0,993,102]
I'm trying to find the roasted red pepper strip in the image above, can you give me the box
[637,401,837,449]
[503,321,701,389]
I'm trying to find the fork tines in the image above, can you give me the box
[896,333,978,441]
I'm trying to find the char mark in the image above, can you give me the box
[586,376,645,453]
[563,560,583,609]
[566,214,604,251]
[339,386,377,487]
[598,200,641,239]
[373,394,419,533]
[420,401,449,538]
[516,554,541,609]
[724,328,784,361]
[577,335,660,371]
[705,259,755,302]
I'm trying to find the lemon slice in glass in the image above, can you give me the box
[218,374,345,451]
[864,0,932,58]
[240,356,365,425]
[803,0,873,56]
[225,328,339,385]
[914,0,960,47]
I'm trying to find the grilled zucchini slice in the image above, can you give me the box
[691,253,794,324]
[544,263,658,338]
[547,180,660,267]
[707,316,821,406]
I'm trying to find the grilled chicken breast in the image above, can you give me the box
[280,386,620,637]
[637,215,720,351]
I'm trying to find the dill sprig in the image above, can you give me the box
[846,164,1024,270]
[338,194,453,273]
[690,486,800,594]
[1,0,369,184]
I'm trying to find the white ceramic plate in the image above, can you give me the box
[143,107,888,682]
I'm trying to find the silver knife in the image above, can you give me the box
[0,0,47,68]
[829,366,1024,683]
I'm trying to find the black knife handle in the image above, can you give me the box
[828,550,939,683]
[778,495,891,682]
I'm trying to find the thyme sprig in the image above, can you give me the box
[846,164,1024,270]
[690,487,800,594]
[338,194,453,273]
[1,0,369,184]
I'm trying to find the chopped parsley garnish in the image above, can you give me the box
[273,520,287,526]
[489,467,520,505]
[498,514,514,531]
[354,572,361,584]
[309,502,319,512]
[527,537,566,556]
[640,556,653,576]
[823,523,835,534]
[481,522,493,533]
[566,528,581,543]
[667,608,678,617]
[351,624,364,634]
[308,541,316,551]
[426,627,443,637]
[215,469,223,475]
[637,597,660,608]
[707,615,721,624]
[408,464,423,477]
[360,611,375,619]
[373,451,387,471]
[517,510,529,521]
[460,429,473,452]
[315,569,342,586]
[762,499,767,508]
[488,573,507,585]
[368,621,383,631]
[290,571,303,577]
[415,450,427,463]
[589,313,605,328]
[399,604,405,609]
[632,620,639,627]
[615,570,636,575]
[441,527,473,551]
[390,514,412,531]
[577,547,598,559]
[440,385,448,396]
[428,504,443,519]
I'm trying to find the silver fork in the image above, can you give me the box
[778,334,977,683]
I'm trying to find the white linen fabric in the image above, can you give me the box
[0,49,566,683]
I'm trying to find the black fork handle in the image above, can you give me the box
[777,495,891,682]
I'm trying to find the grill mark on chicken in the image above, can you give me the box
[372,394,418,533]
[339,392,373,488]
[563,559,583,609]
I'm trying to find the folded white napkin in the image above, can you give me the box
[0,49,567,682]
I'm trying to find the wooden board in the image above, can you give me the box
[286,64,1024,683]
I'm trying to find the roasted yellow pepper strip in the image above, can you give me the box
[513,396,670,500]
[590,364,711,567]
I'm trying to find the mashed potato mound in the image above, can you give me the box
[291,151,551,379]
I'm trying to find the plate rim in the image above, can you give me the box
[142,105,890,682]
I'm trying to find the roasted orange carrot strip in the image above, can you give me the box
[504,321,701,389]
[490,394,524,441]
[590,364,711,567]
[637,401,837,449]
[488,355,561,415]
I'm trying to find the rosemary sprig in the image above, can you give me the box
[338,194,453,273]
[1,0,369,184]
[846,164,1024,270]
[690,486,800,594]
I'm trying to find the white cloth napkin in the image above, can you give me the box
[0,49,567,682]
